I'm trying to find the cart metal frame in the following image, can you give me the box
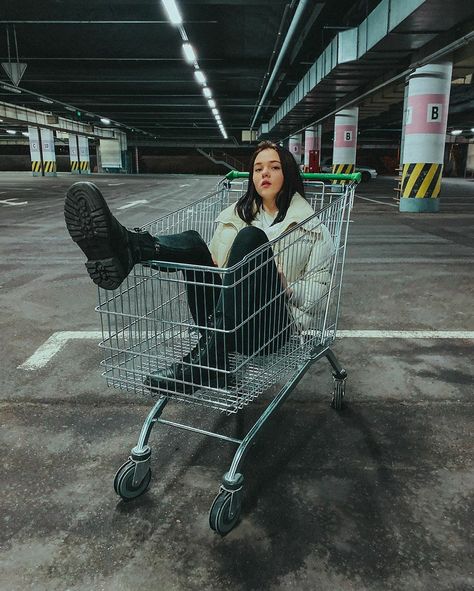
[99,171,359,535]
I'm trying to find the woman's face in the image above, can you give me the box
[252,148,284,203]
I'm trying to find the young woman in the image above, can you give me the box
[64,141,333,393]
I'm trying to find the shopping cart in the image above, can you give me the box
[97,171,360,535]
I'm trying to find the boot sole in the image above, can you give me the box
[64,182,127,290]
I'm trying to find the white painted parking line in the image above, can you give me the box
[337,330,474,339]
[18,329,474,371]
[107,182,124,186]
[355,194,398,207]
[117,199,148,210]
[18,331,102,370]
[180,184,191,187]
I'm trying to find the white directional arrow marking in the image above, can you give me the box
[117,199,148,210]
[0,198,28,206]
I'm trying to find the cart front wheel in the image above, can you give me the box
[209,489,242,535]
[331,376,346,410]
[114,460,151,500]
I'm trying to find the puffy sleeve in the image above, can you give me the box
[289,223,335,314]
[209,222,238,268]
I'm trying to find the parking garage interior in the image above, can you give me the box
[1,1,473,590]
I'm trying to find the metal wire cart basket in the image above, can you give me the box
[97,171,360,535]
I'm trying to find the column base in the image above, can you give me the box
[399,198,439,213]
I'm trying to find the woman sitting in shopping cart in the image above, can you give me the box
[65,140,334,393]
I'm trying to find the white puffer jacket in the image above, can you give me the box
[209,192,335,330]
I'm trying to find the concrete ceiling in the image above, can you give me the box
[0,0,473,146]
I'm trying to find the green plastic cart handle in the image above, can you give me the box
[225,170,362,183]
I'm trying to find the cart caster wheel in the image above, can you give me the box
[331,377,346,411]
[114,459,151,500]
[209,489,242,535]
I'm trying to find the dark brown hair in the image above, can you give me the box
[235,140,306,225]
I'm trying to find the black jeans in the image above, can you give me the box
[151,227,292,356]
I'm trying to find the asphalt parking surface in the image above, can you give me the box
[1,172,473,591]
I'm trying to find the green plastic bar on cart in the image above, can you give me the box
[225,170,362,183]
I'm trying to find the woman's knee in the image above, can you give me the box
[227,226,270,264]
[234,226,268,248]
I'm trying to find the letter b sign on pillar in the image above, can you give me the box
[427,104,442,122]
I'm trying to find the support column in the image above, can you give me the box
[399,61,452,213]
[28,126,43,176]
[28,126,57,176]
[68,134,80,174]
[304,125,322,171]
[332,107,358,174]
[288,133,303,166]
[78,136,91,174]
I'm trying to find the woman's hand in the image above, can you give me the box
[277,263,293,299]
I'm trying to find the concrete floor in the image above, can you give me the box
[0,172,473,591]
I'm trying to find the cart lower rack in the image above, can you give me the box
[97,171,358,534]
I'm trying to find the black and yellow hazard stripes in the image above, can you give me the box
[401,163,442,199]
[71,160,90,173]
[331,163,355,175]
[31,161,57,175]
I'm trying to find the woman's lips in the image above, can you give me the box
[261,181,271,188]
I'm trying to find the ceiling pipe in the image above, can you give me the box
[250,0,309,130]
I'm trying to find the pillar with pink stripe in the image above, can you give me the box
[332,107,358,174]
[400,61,452,213]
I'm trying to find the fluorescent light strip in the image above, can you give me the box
[182,43,196,64]
[161,0,183,25]
[194,70,206,85]
[161,3,224,136]
[1,85,21,94]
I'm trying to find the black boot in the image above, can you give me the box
[145,317,233,394]
[64,182,157,290]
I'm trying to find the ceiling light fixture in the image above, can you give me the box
[203,87,212,99]
[1,85,22,94]
[161,0,183,25]
[22,131,29,137]
[6,129,17,135]
[208,99,216,109]
[194,70,206,85]
[100,117,111,124]
[39,97,54,104]
[182,43,196,64]
[450,129,463,135]
[211,108,218,115]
